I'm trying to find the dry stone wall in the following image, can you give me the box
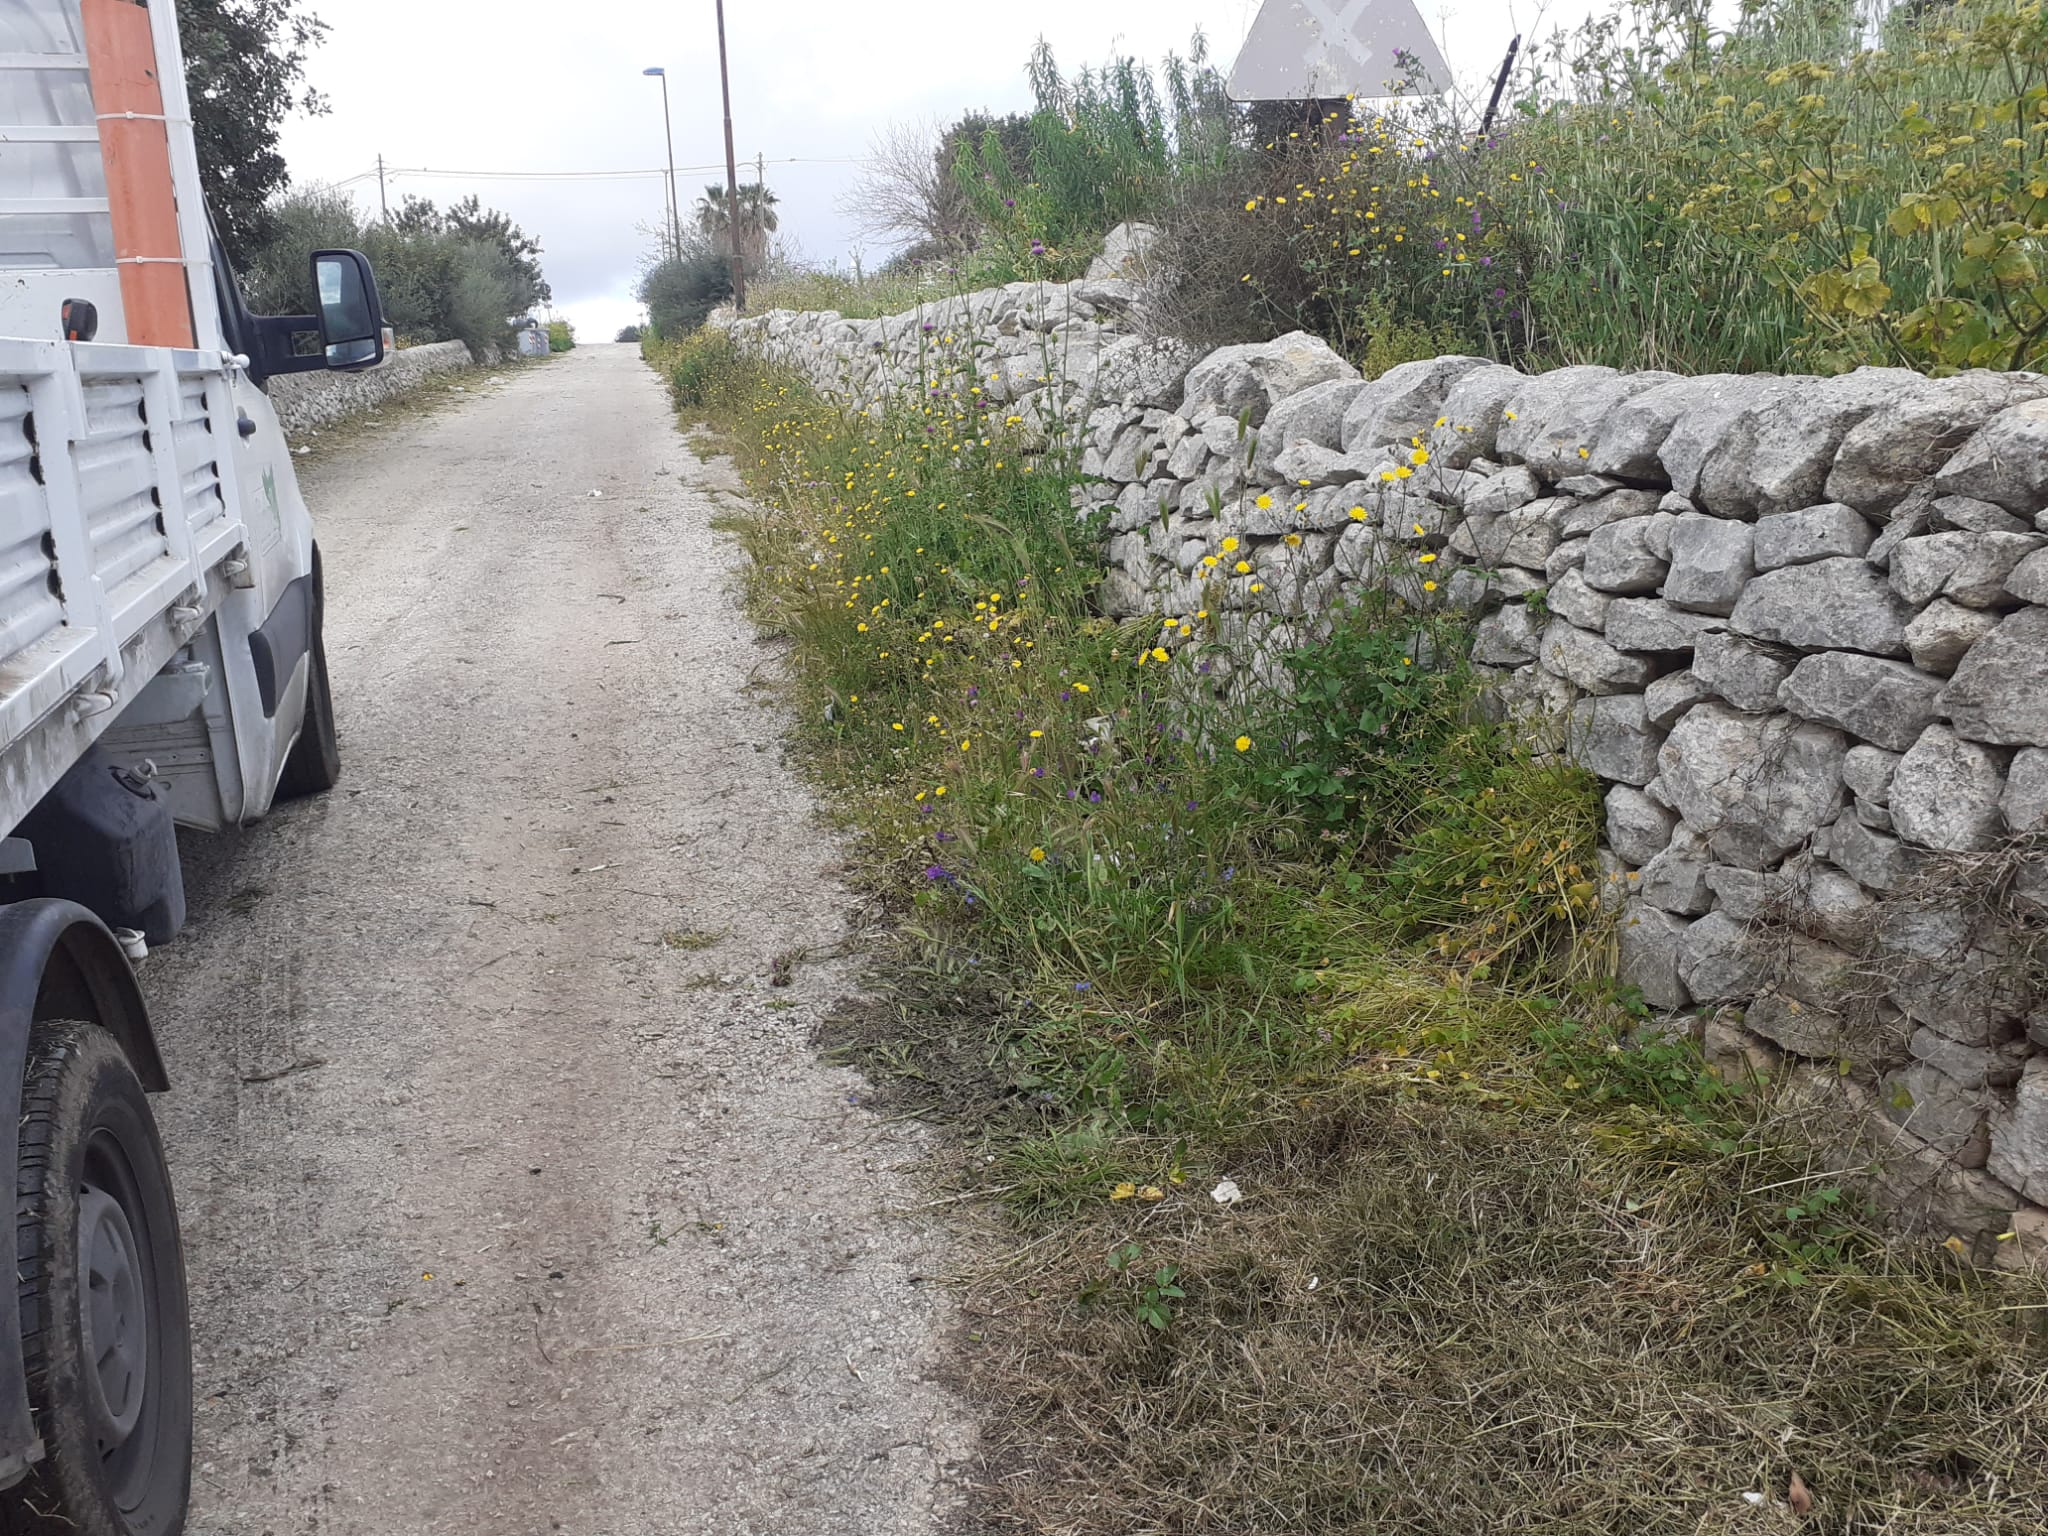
[267,338,478,438]
[725,241,2048,1270]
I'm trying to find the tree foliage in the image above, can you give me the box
[245,188,550,358]
[692,182,779,274]
[639,238,734,338]
[175,0,328,265]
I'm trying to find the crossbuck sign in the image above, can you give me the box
[1227,0,1453,102]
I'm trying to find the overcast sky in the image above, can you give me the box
[276,0,1591,340]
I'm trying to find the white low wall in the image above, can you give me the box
[267,340,478,437]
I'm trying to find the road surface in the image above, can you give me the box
[145,345,968,1534]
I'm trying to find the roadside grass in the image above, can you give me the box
[746,268,940,320]
[659,331,2048,1532]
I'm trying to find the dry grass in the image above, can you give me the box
[959,1082,2048,1536]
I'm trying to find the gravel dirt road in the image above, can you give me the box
[143,344,968,1534]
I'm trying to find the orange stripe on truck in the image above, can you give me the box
[82,0,195,349]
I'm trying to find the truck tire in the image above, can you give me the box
[0,1022,190,1536]
[276,574,340,801]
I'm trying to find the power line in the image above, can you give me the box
[330,155,863,189]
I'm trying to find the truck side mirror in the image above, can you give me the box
[311,250,385,371]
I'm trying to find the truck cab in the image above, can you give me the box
[0,3,386,1530]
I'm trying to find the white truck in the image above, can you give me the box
[0,3,388,1531]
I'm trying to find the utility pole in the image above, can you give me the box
[715,0,746,315]
[376,153,389,221]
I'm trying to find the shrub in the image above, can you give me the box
[547,319,575,352]
[1136,0,2048,375]
[658,328,741,408]
[243,187,549,359]
[639,247,733,337]
[615,325,643,343]
[953,36,1238,277]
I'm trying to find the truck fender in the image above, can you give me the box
[0,899,172,1487]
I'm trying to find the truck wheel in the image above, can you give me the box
[0,1022,191,1536]
[276,587,340,801]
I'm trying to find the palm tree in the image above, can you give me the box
[693,182,780,274]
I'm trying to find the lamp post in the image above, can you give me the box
[642,66,682,263]
[713,0,746,315]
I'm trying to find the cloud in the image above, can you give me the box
[278,0,1558,337]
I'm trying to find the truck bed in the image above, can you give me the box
[0,337,247,832]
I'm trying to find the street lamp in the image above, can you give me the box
[642,66,682,263]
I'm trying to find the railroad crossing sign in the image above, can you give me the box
[1227,0,1453,101]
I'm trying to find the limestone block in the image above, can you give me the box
[1545,568,1610,631]
[1181,331,1358,423]
[1727,557,1913,657]
[1095,335,1200,409]
[1660,374,1807,505]
[1099,570,1150,617]
[1559,489,1665,538]
[1705,864,1791,922]
[1868,1087,1991,1196]
[1545,538,1589,582]
[1699,366,1917,517]
[1462,464,1544,516]
[1775,652,1945,752]
[1539,617,1656,694]
[1883,907,2029,1044]
[1905,598,2001,677]
[1643,669,1713,729]
[1827,372,2046,514]
[1657,704,1847,869]
[1791,861,1877,949]
[1426,364,1525,469]
[1251,377,1369,476]
[1909,1027,2031,1091]
[1270,441,1385,489]
[1580,516,1668,594]
[1498,367,1675,480]
[1471,604,1543,667]
[1500,504,1565,570]
[1931,494,2031,534]
[2003,747,2048,833]
[1566,694,1665,785]
[1890,724,2008,852]
[1865,491,1932,569]
[1444,565,1544,611]
[1744,991,1851,1058]
[2003,547,2048,605]
[1341,355,1491,457]
[1680,910,1767,1004]
[1590,374,1743,482]
[1751,503,1875,571]
[1891,531,2042,608]
[1841,743,1901,806]
[1938,607,2048,747]
[1604,598,1721,654]
[1988,1059,2048,1204]
[1692,630,1795,713]
[1085,221,1162,280]
[1935,396,2048,513]
[1701,1013,1783,1081]
[1618,900,1691,1010]
[1821,815,1922,893]
[1664,514,1755,616]
[1638,826,1715,915]
[1605,784,1678,866]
